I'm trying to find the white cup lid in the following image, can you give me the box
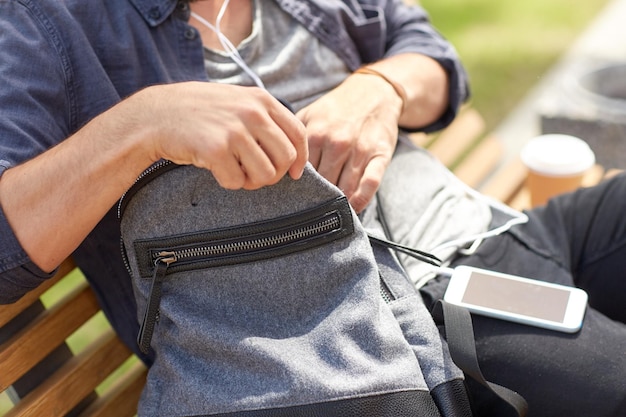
[521,134,595,176]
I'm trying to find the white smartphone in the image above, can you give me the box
[444,266,588,333]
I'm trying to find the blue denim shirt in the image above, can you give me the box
[0,0,468,359]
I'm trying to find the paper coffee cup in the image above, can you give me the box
[521,134,595,207]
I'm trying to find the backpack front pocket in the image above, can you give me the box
[132,196,354,354]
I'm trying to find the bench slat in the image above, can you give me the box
[0,258,75,328]
[0,283,99,391]
[454,135,503,189]
[78,361,147,417]
[479,158,528,205]
[427,107,485,167]
[407,131,430,148]
[508,187,531,211]
[4,330,133,417]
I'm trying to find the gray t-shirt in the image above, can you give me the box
[201,0,348,111]
[201,0,492,287]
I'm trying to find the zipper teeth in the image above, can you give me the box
[380,279,395,304]
[137,159,171,182]
[154,215,340,263]
[118,159,173,218]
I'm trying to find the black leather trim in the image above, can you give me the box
[192,390,442,417]
[431,379,473,417]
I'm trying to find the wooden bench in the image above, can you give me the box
[0,260,147,417]
[409,105,609,210]
[0,105,610,417]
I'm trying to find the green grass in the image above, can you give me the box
[419,0,611,132]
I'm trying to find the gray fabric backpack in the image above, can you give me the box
[118,145,520,416]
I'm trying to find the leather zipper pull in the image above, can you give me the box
[137,254,174,354]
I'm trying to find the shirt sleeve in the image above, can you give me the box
[0,165,58,304]
[375,0,471,132]
[0,3,70,303]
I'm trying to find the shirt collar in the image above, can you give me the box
[129,0,179,26]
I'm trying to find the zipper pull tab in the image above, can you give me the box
[154,251,177,265]
[137,253,175,354]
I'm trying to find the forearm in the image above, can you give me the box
[0,98,155,272]
[0,82,307,274]
[355,53,450,130]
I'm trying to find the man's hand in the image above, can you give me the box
[0,82,308,272]
[297,53,450,213]
[296,73,401,213]
[135,82,308,190]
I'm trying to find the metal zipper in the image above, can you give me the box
[135,196,354,354]
[150,214,341,268]
[117,159,176,219]
[379,276,395,304]
[119,160,180,281]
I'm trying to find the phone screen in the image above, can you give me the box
[462,271,571,322]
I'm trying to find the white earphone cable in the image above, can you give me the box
[190,2,265,89]
[395,136,529,258]
[428,163,529,256]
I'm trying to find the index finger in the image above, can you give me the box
[348,156,388,213]
[268,98,308,179]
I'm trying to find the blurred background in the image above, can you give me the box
[419,0,611,132]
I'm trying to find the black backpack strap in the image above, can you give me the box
[434,300,528,417]
[372,192,527,416]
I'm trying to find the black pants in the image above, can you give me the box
[421,174,626,417]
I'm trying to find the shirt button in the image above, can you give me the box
[184,27,197,40]
[177,2,189,11]
[148,7,161,20]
